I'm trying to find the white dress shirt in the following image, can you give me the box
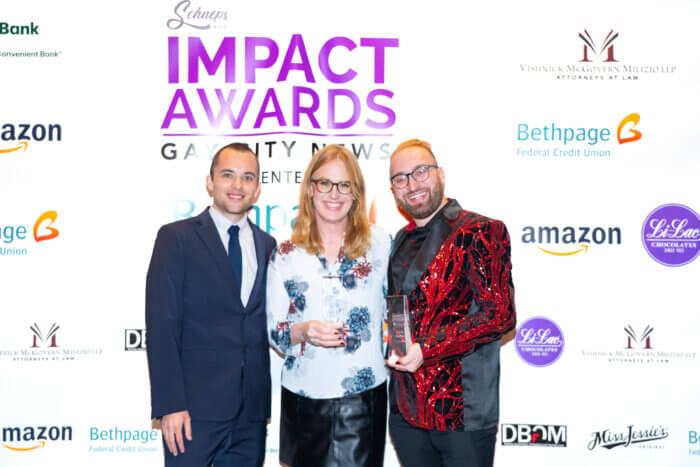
[209,206,258,307]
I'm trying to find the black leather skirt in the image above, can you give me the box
[280,382,387,467]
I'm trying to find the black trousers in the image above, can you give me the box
[389,413,496,467]
[280,383,387,467]
[162,403,266,467]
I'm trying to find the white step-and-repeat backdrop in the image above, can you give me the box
[1,1,698,466]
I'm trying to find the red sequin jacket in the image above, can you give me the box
[389,200,516,431]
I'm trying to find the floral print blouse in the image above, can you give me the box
[266,226,391,399]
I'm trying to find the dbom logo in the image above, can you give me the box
[515,317,564,367]
[125,329,146,351]
[642,204,700,267]
[501,424,567,447]
[174,200,298,236]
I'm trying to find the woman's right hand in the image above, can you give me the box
[292,321,345,348]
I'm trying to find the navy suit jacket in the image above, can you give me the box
[146,207,276,422]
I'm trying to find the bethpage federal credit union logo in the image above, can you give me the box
[174,200,299,236]
[520,28,676,81]
[0,22,62,59]
[581,324,696,365]
[501,424,567,447]
[690,430,700,457]
[514,317,564,367]
[521,224,621,256]
[0,210,60,257]
[1,424,72,452]
[588,425,668,450]
[0,323,103,362]
[89,426,160,454]
[1,123,62,155]
[124,329,146,351]
[516,113,641,159]
[642,204,700,267]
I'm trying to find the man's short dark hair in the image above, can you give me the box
[210,143,260,179]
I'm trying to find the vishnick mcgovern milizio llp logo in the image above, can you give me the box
[0,323,103,362]
[519,28,677,81]
[580,324,696,365]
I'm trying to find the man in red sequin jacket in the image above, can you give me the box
[385,139,516,467]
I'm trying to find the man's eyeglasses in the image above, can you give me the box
[390,164,438,188]
[311,179,353,195]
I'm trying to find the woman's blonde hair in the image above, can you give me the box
[291,144,371,260]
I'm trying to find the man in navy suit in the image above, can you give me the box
[146,142,277,467]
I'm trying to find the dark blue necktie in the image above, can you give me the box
[228,225,242,294]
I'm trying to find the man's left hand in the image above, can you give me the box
[386,343,424,373]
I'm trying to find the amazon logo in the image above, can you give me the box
[1,425,72,452]
[1,123,62,155]
[522,225,621,256]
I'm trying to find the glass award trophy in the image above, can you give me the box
[386,295,412,357]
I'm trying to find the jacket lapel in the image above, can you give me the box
[388,227,408,293]
[245,219,266,311]
[400,199,463,296]
[193,208,242,309]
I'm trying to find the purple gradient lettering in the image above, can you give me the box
[187,37,235,83]
[162,89,197,129]
[327,89,360,129]
[168,37,179,83]
[254,88,287,128]
[318,37,357,84]
[365,89,395,129]
[292,86,321,128]
[245,37,279,84]
[197,88,254,129]
[277,34,315,83]
[360,38,398,84]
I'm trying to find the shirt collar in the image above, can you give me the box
[209,205,250,234]
[405,198,456,233]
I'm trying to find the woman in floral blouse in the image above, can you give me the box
[267,144,391,467]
